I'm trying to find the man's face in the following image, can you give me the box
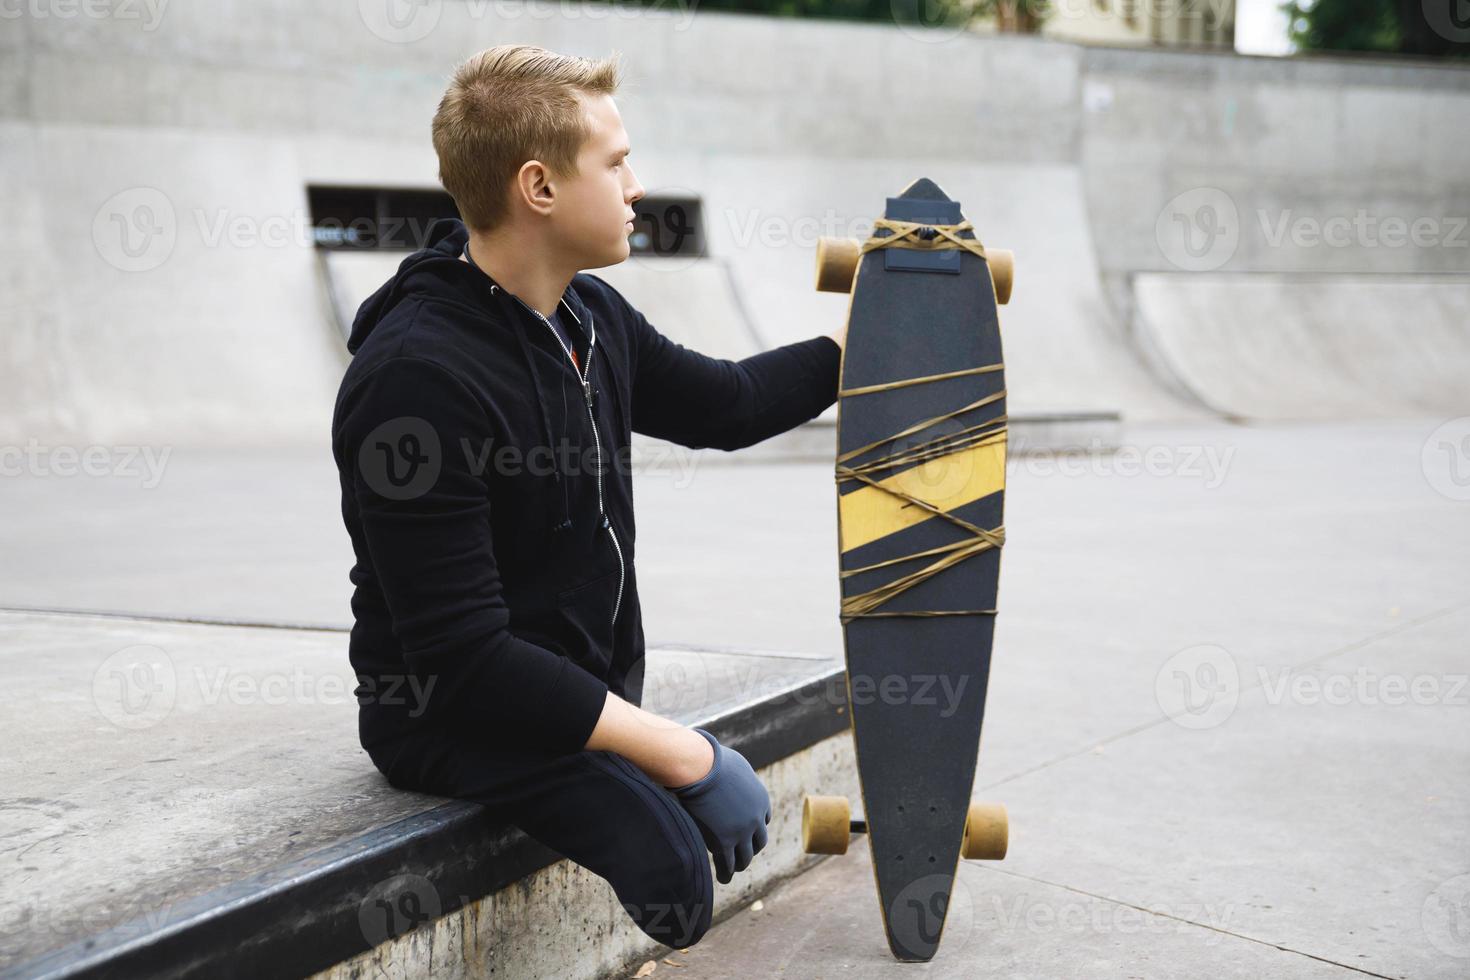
[554,92,644,271]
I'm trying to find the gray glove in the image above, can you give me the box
[669,728,772,884]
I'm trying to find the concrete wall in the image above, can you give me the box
[3,4,1468,446]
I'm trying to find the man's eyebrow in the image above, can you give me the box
[610,145,631,159]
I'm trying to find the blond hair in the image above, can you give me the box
[432,45,623,232]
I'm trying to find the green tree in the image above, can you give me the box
[1281,0,1470,56]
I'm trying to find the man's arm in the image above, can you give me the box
[585,690,716,786]
[621,292,844,451]
[341,356,610,755]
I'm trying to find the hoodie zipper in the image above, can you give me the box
[496,286,626,629]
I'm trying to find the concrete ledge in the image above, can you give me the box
[3,611,851,980]
[314,729,859,980]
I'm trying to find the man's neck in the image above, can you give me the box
[462,227,574,319]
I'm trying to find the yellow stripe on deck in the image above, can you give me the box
[839,436,1006,553]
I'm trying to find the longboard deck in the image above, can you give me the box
[834,177,1007,961]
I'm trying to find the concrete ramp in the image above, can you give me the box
[591,257,766,361]
[1133,274,1470,421]
[670,156,1198,422]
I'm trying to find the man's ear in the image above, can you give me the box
[516,160,556,217]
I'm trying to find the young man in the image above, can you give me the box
[331,45,845,949]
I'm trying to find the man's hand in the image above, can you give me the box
[584,697,771,883]
[669,729,772,884]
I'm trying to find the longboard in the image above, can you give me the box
[801,177,1014,962]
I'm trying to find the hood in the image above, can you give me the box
[344,217,594,355]
[347,218,478,354]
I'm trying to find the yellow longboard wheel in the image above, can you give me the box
[988,249,1014,305]
[815,237,862,294]
[960,802,1008,860]
[802,794,852,855]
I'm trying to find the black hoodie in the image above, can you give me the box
[332,219,841,760]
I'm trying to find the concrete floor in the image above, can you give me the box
[621,419,1470,980]
[3,418,1468,978]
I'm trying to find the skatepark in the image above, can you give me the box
[2,5,1468,979]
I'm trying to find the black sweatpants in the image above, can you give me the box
[367,726,715,949]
